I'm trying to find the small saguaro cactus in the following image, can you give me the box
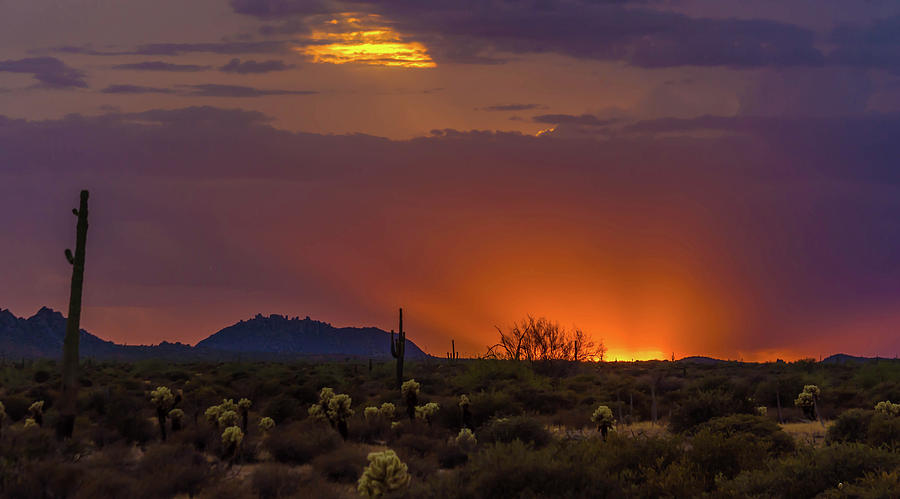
[459,394,472,429]
[58,190,89,441]
[455,428,477,453]
[29,401,45,427]
[221,425,244,460]
[258,416,275,433]
[390,308,405,389]
[415,402,440,426]
[0,401,6,438]
[169,408,185,432]
[447,339,459,362]
[875,401,900,417]
[401,380,420,422]
[150,386,180,441]
[238,398,252,433]
[591,405,616,441]
[328,394,354,440]
[795,385,821,421]
[357,449,411,497]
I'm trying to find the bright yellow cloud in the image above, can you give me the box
[299,14,436,68]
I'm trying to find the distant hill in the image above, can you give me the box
[677,356,730,365]
[820,353,897,364]
[196,314,428,359]
[0,308,428,361]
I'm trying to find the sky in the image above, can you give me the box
[2,0,900,361]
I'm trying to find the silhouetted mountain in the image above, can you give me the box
[820,353,896,364]
[0,308,429,361]
[196,314,428,359]
[677,356,729,364]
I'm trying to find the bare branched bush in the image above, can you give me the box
[486,315,606,363]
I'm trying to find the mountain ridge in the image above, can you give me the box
[0,307,429,361]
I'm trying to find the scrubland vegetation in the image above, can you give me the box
[0,357,899,497]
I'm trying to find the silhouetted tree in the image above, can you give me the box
[486,315,605,363]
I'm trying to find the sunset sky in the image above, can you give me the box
[3,1,900,360]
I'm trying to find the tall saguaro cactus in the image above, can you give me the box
[57,190,89,440]
[390,308,405,389]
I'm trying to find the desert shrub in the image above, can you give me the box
[263,394,301,423]
[867,413,900,448]
[468,391,523,428]
[250,463,301,499]
[697,414,794,454]
[479,415,551,448]
[311,444,369,483]
[138,443,214,497]
[819,470,900,498]
[437,441,469,469]
[719,442,900,498]
[688,428,771,488]
[513,386,576,414]
[265,421,341,464]
[33,370,51,383]
[827,409,873,443]
[459,440,620,498]
[3,395,31,421]
[670,389,751,433]
[74,468,139,499]
[397,432,440,457]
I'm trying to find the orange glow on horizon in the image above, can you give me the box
[299,13,436,68]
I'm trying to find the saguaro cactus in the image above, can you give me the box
[390,308,405,389]
[58,190,89,440]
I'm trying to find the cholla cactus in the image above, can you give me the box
[28,401,44,427]
[309,387,337,424]
[219,398,238,413]
[379,403,396,419]
[875,401,900,417]
[328,394,354,439]
[205,405,223,425]
[391,421,401,430]
[221,425,244,459]
[258,416,275,433]
[401,380,420,421]
[756,406,768,416]
[795,385,821,420]
[24,418,38,430]
[364,406,380,421]
[591,405,616,440]
[415,402,440,426]
[150,386,179,441]
[459,394,472,428]
[455,428,477,453]
[150,386,175,407]
[218,410,239,428]
[238,398,252,432]
[357,449,411,497]
[169,408,185,432]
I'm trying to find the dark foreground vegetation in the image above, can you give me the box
[1,357,899,498]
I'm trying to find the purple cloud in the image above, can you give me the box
[220,58,295,74]
[112,61,211,72]
[100,84,175,94]
[181,84,316,97]
[0,57,87,88]
[478,104,543,112]
[533,114,619,127]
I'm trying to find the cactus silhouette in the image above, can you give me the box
[58,190,89,440]
[390,307,405,389]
